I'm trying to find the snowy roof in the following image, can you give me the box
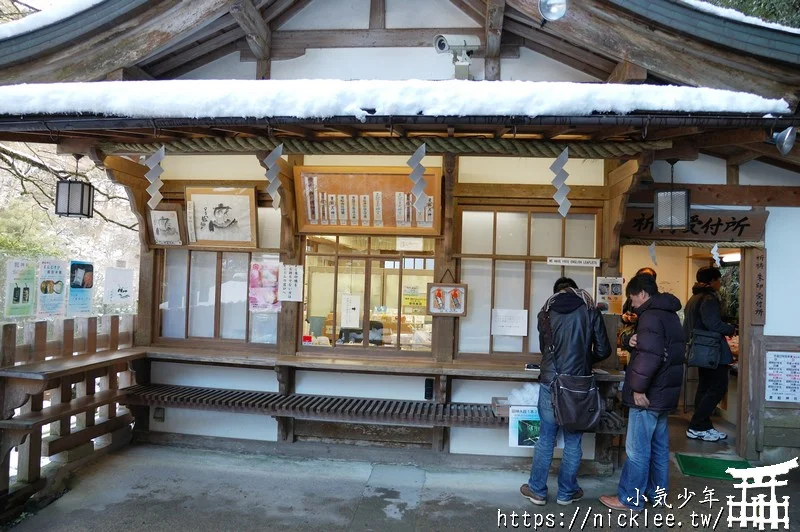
[0,0,106,40]
[677,0,800,35]
[0,80,789,121]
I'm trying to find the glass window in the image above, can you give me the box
[220,252,249,340]
[461,211,494,254]
[336,259,366,345]
[531,213,563,257]
[493,261,526,352]
[305,255,335,346]
[458,259,492,354]
[529,264,562,354]
[400,262,433,351]
[496,212,528,256]
[161,249,188,339]
[188,251,217,338]
[565,214,596,257]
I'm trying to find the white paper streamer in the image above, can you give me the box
[550,147,570,217]
[262,144,284,210]
[711,243,721,267]
[407,143,428,217]
[648,241,658,266]
[144,145,165,210]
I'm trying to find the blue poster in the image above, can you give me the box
[37,259,67,318]
[67,261,94,316]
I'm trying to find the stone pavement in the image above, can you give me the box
[8,441,800,532]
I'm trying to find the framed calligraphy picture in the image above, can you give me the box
[185,187,258,248]
[427,283,467,317]
[146,203,188,247]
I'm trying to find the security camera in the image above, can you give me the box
[433,34,481,55]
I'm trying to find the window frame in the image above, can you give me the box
[455,205,602,358]
[302,235,436,356]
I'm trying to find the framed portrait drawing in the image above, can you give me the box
[426,283,468,317]
[185,187,258,248]
[147,203,188,247]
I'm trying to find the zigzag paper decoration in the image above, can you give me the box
[262,144,284,210]
[407,144,428,214]
[144,145,165,210]
[550,147,570,217]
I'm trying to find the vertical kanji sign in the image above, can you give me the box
[750,249,766,326]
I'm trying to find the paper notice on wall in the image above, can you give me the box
[596,276,624,314]
[328,194,338,225]
[547,257,600,267]
[338,194,348,226]
[418,196,434,228]
[341,293,361,329]
[37,259,67,318]
[4,259,36,318]
[186,201,197,242]
[373,191,383,227]
[349,194,359,225]
[395,192,407,226]
[492,308,529,337]
[766,352,800,403]
[305,175,318,224]
[278,264,304,302]
[103,267,134,304]
[396,237,424,252]
[249,257,281,313]
[360,195,370,226]
[320,192,328,225]
[67,260,94,316]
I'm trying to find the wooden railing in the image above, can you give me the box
[0,315,142,519]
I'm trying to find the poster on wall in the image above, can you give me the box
[4,259,36,318]
[492,309,529,336]
[765,351,800,403]
[278,264,304,302]
[596,277,624,314]
[509,406,541,448]
[249,258,281,313]
[341,293,361,329]
[37,259,67,318]
[426,283,467,317]
[67,260,94,316]
[103,268,134,304]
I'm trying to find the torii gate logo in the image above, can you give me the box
[727,457,799,530]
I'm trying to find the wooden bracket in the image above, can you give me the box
[3,380,47,420]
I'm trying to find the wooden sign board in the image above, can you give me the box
[293,166,442,236]
[749,248,766,326]
[621,208,768,242]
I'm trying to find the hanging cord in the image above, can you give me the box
[439,268,456,283]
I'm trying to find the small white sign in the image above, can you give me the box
[547,257,601,268]
[396,237,424,252]
[103,267,134,304]
[186,201,197,243]
[492,308,529,337]
[766,351,800,403]
[341,293,362,329]
[278,264,304,302]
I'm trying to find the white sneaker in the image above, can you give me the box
[708,428,728,440]
[686,429,720,442]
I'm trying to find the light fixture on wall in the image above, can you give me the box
[539,0,567,22]
[721,251,742,264]
[654,158,690,230]
[55,154,94,219]
[771,126,796,156]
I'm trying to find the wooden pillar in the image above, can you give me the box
[432,375,450,452]
[99,316,120,420]
[432,153,457,363]
[76,318,98,430]
[0,324,17,495]
[276,366,295,443]
[738,247,765,460]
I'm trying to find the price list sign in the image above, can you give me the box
[765,351,800,403]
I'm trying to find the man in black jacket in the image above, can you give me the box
[684,266,735,442]
[600,274,685,512]
[520,278,611,507]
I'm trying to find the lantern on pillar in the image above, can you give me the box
[55,154,94,218]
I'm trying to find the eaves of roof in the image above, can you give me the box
[609,0,800,65]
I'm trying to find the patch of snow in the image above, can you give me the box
[677,0,800,35]
[0,0,107,40]
[0,80,790,121]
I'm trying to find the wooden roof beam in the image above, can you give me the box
[726,150,762,166]
[230,0,272,79]
[448,0,486,26]
[485,0,506,81]
[694,129,767,148]
[506,0,800,109]
[369,0,385,30]
[742,142,800,165]
[607,61,647,84]
[645,127,701,141]
[269,0,313,29]
[106,67,153,81]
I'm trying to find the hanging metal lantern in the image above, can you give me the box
[654,159,690,230]
[55,154,94,218]
[55,180,95,218]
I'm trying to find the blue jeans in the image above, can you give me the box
[618,408,670,509]
[527,385,583,501]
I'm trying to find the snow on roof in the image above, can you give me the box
[0,0,106,40]
[677,0,800,35]
[0,80,789,121]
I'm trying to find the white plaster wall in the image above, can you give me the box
[459,157,604,185]
[281,0,370,29]
[650,154,726,185]
[303,155,443,167]
[500,47,598,82]
[149,408,278,441]
[151,361,279,391]
[764,207,800,336]
[740,160,800,186]
[294,371,427,400]
[386,0,479,28]
[178,52,255,80]
[161,154,266,181]
[448,379,595,458]
[621,245,691,305]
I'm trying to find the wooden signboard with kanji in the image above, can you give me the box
[621,208,768,242]
[750,248,766,326]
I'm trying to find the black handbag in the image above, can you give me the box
[685,295,722,369]
[539,307,603,432]
[686,328,721,369]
